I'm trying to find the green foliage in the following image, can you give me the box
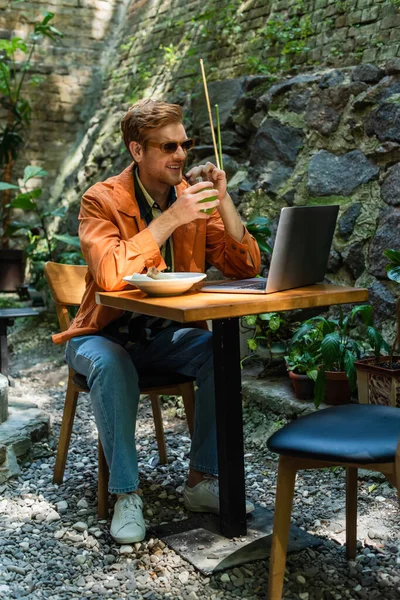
[384,249,400,284]
[285,325,322,381]
[1,166,82,288]
[288,306,389,407]
[383,248,400,366]
[244,312,298,357]
[335,1,351,11]
[244,216,272,254]
[247,9,313,75]
[191,0,242,45]
[0,12,62,247]
[387,0,400,8]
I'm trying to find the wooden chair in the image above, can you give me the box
[44,261,196,518]
[266,404,400,600]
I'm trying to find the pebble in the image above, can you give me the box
[178,570,189,584]
[45,509,61,522]
[56,500,68,513]
[73,521,88,531]
[2,340,400,600]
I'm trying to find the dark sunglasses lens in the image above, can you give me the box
[163,142,179,153]
[181,139,194,151]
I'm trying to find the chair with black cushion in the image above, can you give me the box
[266,404,400,600]
[44,261,196,518]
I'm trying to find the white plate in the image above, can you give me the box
[123,272,207,297]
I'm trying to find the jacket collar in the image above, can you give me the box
[112,163,139,217]
[112,162,189,217]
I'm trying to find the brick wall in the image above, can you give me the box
[3,0,400,198]
[0,0,127,194]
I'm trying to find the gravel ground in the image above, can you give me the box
[0,331,399,600]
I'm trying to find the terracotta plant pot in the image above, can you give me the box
[288,370,314,400]
[355,356,400,408]
[325,370,351,405]
[0,249,25,292]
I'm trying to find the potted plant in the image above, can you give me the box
[243,311,299,376]
[0,12,62,289]
[355,249,400,407]
[285,326,321,400]
[1,166,82,292]
[290,305,389,407]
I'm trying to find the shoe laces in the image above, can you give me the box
[118,495,142,528]
[202,477,219,495]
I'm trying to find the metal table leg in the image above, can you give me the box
[212,317,246,538]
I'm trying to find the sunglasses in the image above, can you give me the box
[145,138,195,154]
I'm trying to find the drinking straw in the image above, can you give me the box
[215,104,223,171]
[199,58,221,170]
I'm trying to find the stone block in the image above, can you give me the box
[0,374,7,424]
[0,401,49,483]
[362,48,378,63]
[378,45,400,60]
[381,15,400,29]
[0,447,20,485]
[347,11,363,26]
[361,6,380,24]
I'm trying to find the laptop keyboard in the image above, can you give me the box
[215,279,267,290]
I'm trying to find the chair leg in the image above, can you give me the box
[53,378,79,484]
[149,392,168,465]
[98,437,109,519]
[180,382,195,437]
[268,457,297,600]
[346,467,358,559]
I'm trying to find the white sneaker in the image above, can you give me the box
[110,493,146,544]
[183,478,255,514]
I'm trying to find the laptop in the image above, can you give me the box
[200,205,339,294]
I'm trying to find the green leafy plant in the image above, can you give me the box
[285,325,322,382]
[290,306,389,407]
[384,248,400,367]
[243,312,299,378]
[0,12,62,247]
[245,312,296,353]
[244,216,272,253]
[0,166,82,288]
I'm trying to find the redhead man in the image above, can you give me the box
[54,99,261,543]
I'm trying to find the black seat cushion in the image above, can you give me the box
[267,404,400,464]
[72,371,194,393]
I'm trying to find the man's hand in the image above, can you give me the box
[147,181,219,248]
[186,162,227,202]
[168,180,220,226]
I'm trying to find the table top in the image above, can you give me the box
[96,284,369,323]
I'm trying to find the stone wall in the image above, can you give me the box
[4,0,400,197]
[3,0,400,336]
[1,0,128,195]
[196,63,400,338]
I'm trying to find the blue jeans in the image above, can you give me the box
[65,325,218,494]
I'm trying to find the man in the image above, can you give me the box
[53,99,261,544]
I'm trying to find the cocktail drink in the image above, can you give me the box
[193,177,218,214]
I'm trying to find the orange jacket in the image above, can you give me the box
[53,163,261,344]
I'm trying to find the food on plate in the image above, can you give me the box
[146,266,162,280]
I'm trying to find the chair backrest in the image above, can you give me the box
[44,262,88,332]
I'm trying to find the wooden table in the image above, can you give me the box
[96,284,368,538]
